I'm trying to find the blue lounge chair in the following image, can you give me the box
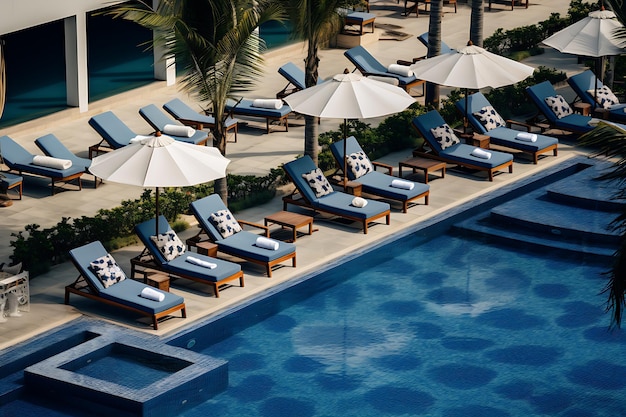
[225,98,292,134]
[138,104,209,145]
[189,194,296,277]
[133,216,244,297]
[456,92,558,164]
[34,133,100,187]
[276,62,326,99]
[329,136,430,213]
[282,155,391,234]
[343,11,376,35]
[66,240,186,330]
[525,81,597,134]
[162,98,239,142]
[417,32,456,55]
[411,110,514,181]
[344,46,425,94]
[88,111,140,158]
[0,135,84,195]
[567,70,626,123]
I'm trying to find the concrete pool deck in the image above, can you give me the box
[0,0,599,350]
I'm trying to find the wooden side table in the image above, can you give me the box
[144,271,170,292]
[399,156,446,184]
[343,180,362,196]
[573,102,591,116]
[455,130,490,149]
[186,238,218,257]
[264,211,316,242]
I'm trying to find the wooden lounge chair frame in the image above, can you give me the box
[282,155,391,234]
[132,216,244,297]
[66,241,186,330]
[189,194,296,277]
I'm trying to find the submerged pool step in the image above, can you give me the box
[452,214,617,259]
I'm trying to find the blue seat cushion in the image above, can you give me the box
[440,143,513,169]
[226,99,292,117]
[100,278,184,314]
[486,127,558,153]
[316,192,390,220]
[357,171,429,201]
[217,232,295,263]
[164,254,242,283]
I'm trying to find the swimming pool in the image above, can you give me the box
[169,232,621,417]
[2,160,624,416]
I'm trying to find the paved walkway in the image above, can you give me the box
[0,0,588,350]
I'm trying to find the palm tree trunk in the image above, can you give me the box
[213,119,229,205]
[304,39,321,165]
[425,0,443,109]
[469,0,484,47]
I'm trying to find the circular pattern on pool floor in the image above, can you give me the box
[428,363,497,389]
[364,386,435,414]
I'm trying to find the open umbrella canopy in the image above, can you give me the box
[283,72,416,119]
[408,42,535,89]
[89,134,230,188]
[542,9,624,58]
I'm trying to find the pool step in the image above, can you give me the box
[452,161,621,259]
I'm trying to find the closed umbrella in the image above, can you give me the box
[409,41,535,132]
[89,133,230,235]
[283,71,415,189]
[542,8,625,107]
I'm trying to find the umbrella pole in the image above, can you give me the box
[155,186,160,236]
[343,118,348,192]
[464,89,469,135]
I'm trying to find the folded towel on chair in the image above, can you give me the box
[186,255,217,269]
[391,179,414,190]
[351,196,368,207]
[130,135,153,144]
[387,64,413,77]
[163,124,195,137]
[256,236,279,250]
[252,99,283,109]
[32,155,72,170]
[140,287,165,302]
[471,148,492,159]
[515,132,537,142]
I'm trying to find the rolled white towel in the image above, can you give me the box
[367,76,400,86]
[140,287,165,302]
[32,155,72,170]
[516,132,537,142]
[351,196,368,207]
[470,148,492,160]
[387,64,413,77]
[588,118,602,126]
[252,99,283,109]
[163,124,195,137]
[256,236,279,250]
[130,135,153,144]
[186,255,217,269]
[391,179,414,190]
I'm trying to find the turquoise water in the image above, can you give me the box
[177,232,622,417]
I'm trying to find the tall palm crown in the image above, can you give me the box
[110,0,284,201]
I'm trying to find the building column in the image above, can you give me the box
[152,0,175,85]
[64,14,88,112]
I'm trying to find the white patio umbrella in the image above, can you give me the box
[89,133,230,235]
[283,71,415,189]
[542,8,625,106]
[409,41,535,132]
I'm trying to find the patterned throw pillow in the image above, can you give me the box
[473,106,506,131]
[346,151,373,179]
[209,209,242,239]
[588,86,619,109]
[544,95,573,119]
[430,124,460,150]
[302,168,333,198]
[90,254,126,288]
[150,230,186,261]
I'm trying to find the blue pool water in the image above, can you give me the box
[175,232,623,417]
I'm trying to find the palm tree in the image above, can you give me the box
[469,0,484,47]
[279,0,349,166]
[577,0,626,328]
[110,0,284,202]
[425,0,443,108]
